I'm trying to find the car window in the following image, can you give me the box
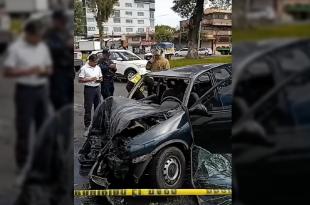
[212,67,232,108]
[200,79,231,111]
[254,72,310,134]
[181,48,188,51]
[274,45,310,74]
[119,51,141,61]
[109,52,122,61]
[235,59,275,106]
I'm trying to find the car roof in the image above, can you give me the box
[147,63,226,78]
[234,38,306,68]
[233,38,309,88]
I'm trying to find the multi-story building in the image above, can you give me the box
[247,0,310,21]
[83,0,156,52]
[179,8,232,55]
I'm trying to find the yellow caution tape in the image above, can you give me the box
[74,189,232,197]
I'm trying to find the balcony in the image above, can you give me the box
[202,30,232,36]
[203,19,232,26]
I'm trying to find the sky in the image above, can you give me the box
[155,0,183,28]
[155,0,211,28]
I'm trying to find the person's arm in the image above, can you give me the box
[78,67,97,83]
[109,62,117,73]
[38,44,53,76]
[165,59,170,70]
[4,66,42,77]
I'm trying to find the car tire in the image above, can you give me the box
[125,68,137,80]
[149,146,186,189]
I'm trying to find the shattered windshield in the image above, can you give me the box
[192,145,232,205]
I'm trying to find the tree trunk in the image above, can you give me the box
[186,0,204,59]
[96,12,104,49]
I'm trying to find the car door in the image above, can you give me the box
[110,51,127,76]
[189,66,232,204]
[190,68,232,153]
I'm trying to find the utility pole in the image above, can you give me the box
[197,20,202,49]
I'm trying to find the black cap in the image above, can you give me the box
[52,10,67,21]
[24,21,42,35]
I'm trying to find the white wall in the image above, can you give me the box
[86,0,155,37]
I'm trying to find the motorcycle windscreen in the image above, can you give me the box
[192,145,232,205]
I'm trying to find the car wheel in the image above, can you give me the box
[149,147,186,188]
[125,69,137,80]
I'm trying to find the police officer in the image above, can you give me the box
[146,47,170,72]
[98,49,117,99]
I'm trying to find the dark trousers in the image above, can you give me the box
[50,74,74,111]
[101,82,114,99]
[14,84,48,168]
[84,86,101,128]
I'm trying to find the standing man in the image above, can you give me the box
[45,10,74,111]
[79,54,102,134]
[146,48,170,72]
[3,21,52,168]
[98,49,117,99]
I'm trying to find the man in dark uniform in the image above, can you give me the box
[98,49,117,99]
[45,10,74,110]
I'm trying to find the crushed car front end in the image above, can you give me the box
[87,97,193,188]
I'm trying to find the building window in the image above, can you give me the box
[126,28,133,32]
[126,11,132,16]
[137,3,144,8]
[87,18,95,22]
[113,10,120,17]
[103,27,109,32]
[87,27,96,31]
[115,2,120,6]
[150,11,154,19]
[138,28,144,33]
[126,19,133,24]
[138,12,144,16]
[150,20,155,27]
[132,37,140,41]
[138,20,144,24]
[113,27,121,32]
[114,18,121,23]
[125,3,132,7]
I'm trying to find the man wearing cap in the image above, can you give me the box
[146,48,170,72]
[98,49,117,99]
[79,54,102,133]
[3,21,52,168]
[45,10,74,110]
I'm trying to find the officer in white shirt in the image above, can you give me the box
[79,54,102,132]
[3,21,53,168]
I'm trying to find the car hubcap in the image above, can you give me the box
[163,157,180,185]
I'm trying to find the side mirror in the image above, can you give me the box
[116,57,123,61]
[189,104,211,117]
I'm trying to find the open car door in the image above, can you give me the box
[189,67,232,205]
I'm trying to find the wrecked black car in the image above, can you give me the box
[79,64,232,190]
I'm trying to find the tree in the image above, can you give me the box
[209,0,232,9]
[172,0,204,58]
[155,25,176,42]
[173,0,232,58]
[74,0,86,36]
[87,0,118,48]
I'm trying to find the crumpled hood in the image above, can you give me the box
[92,96,180,138]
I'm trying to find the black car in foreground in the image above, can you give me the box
[79,64,232,194]
[233,39,310,204]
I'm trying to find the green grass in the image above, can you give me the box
[169,56,232,68]
[233,23,310,42]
